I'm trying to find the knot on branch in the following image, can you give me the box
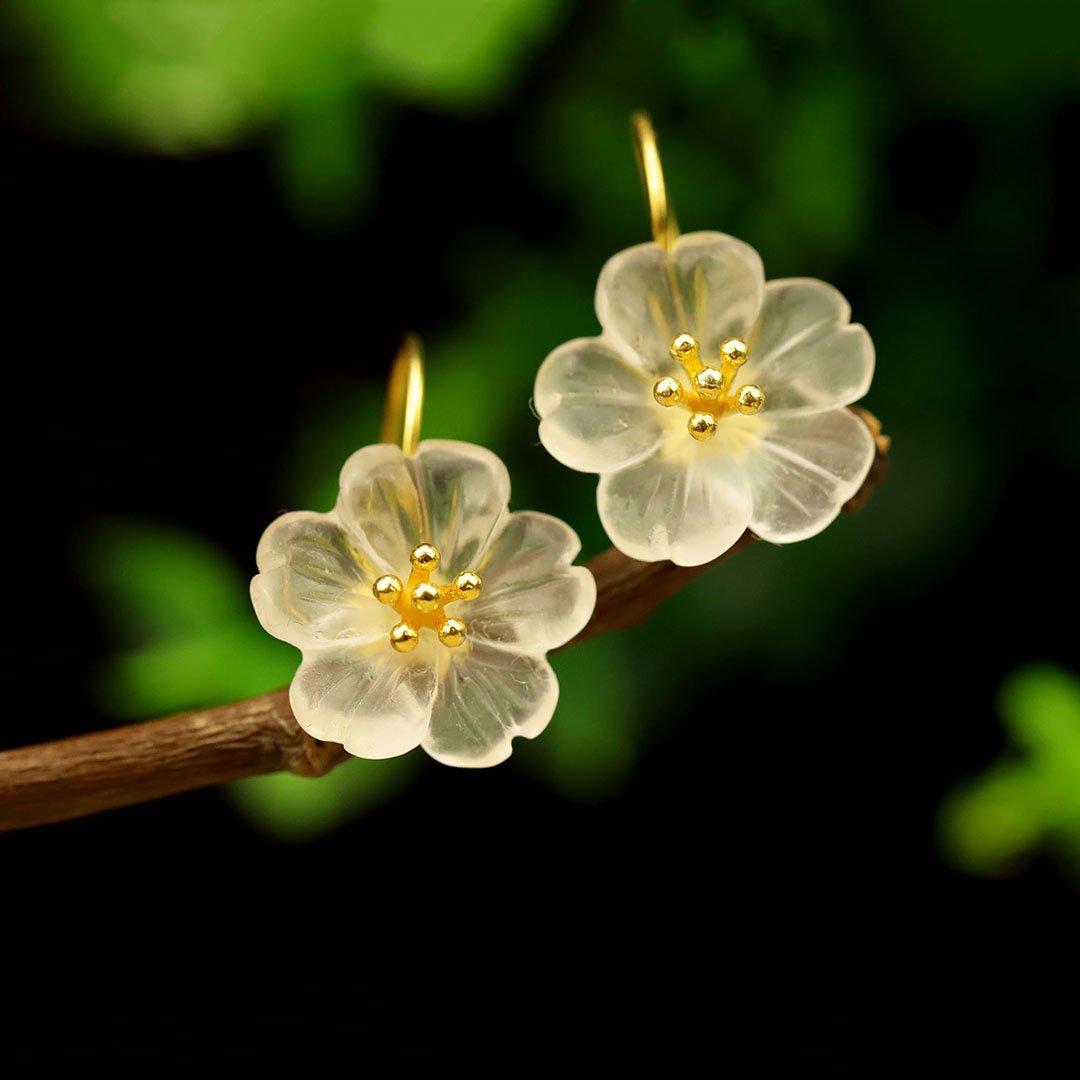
[248,690,350,778]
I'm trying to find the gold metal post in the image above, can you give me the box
[631,111,679,251]
[380,334,424,455]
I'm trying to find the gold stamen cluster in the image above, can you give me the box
[653,333,764,440]
[372,543,482,653]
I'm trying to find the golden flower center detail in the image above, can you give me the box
[652,333,765,441]
[371,543,483,653]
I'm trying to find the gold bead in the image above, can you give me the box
[410,543,440,571]
[688,412,718,440]
[411,582,441,612]
[720,338,748,366]
[669,333,700,362]
[653,376,683,406]
[693,367,725,399]
[438,618,467,648]
[735,384,765,414]
[452,571,482,601]
[372,574,403,605]
[390,622,419,652]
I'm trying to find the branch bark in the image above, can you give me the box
[0,408,889,832]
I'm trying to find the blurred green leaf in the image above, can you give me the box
[97,623,297,719]
[518,636,641,800]
[1003,666,1080,761]
[364,0,565,105]
[229,755,419,841]
[941,768,1044,872]
[940,666,1080,876]
[764,71,873,264]
[78,518,296,717]
[276,89,372,228]
[8,0,566,218]
[82,518,247,640]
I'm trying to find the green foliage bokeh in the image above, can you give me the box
[9,0,565,224]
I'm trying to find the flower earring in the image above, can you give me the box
[251,336,597,768]
[534,114,878,567]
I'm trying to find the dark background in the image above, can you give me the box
[2,1,1078,1073]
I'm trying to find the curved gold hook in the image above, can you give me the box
[380,334,424,455]
[631,112,679,252]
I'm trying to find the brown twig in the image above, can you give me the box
[0,409,888,832]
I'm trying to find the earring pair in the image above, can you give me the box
[250,114,878,769]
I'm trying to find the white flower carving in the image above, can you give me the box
[535,231,876,566]
[251,440,596,768]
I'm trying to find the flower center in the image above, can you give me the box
[371,543,483,653]
[652,333,765,441]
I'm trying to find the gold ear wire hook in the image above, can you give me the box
[380,334,425,455]
[631,112,680,253]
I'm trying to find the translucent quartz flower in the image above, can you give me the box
[534,232,876,566]
[251,440,596,768]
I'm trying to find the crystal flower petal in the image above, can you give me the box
[252,440,596,767]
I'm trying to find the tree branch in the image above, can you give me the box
[0,408,889,832]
